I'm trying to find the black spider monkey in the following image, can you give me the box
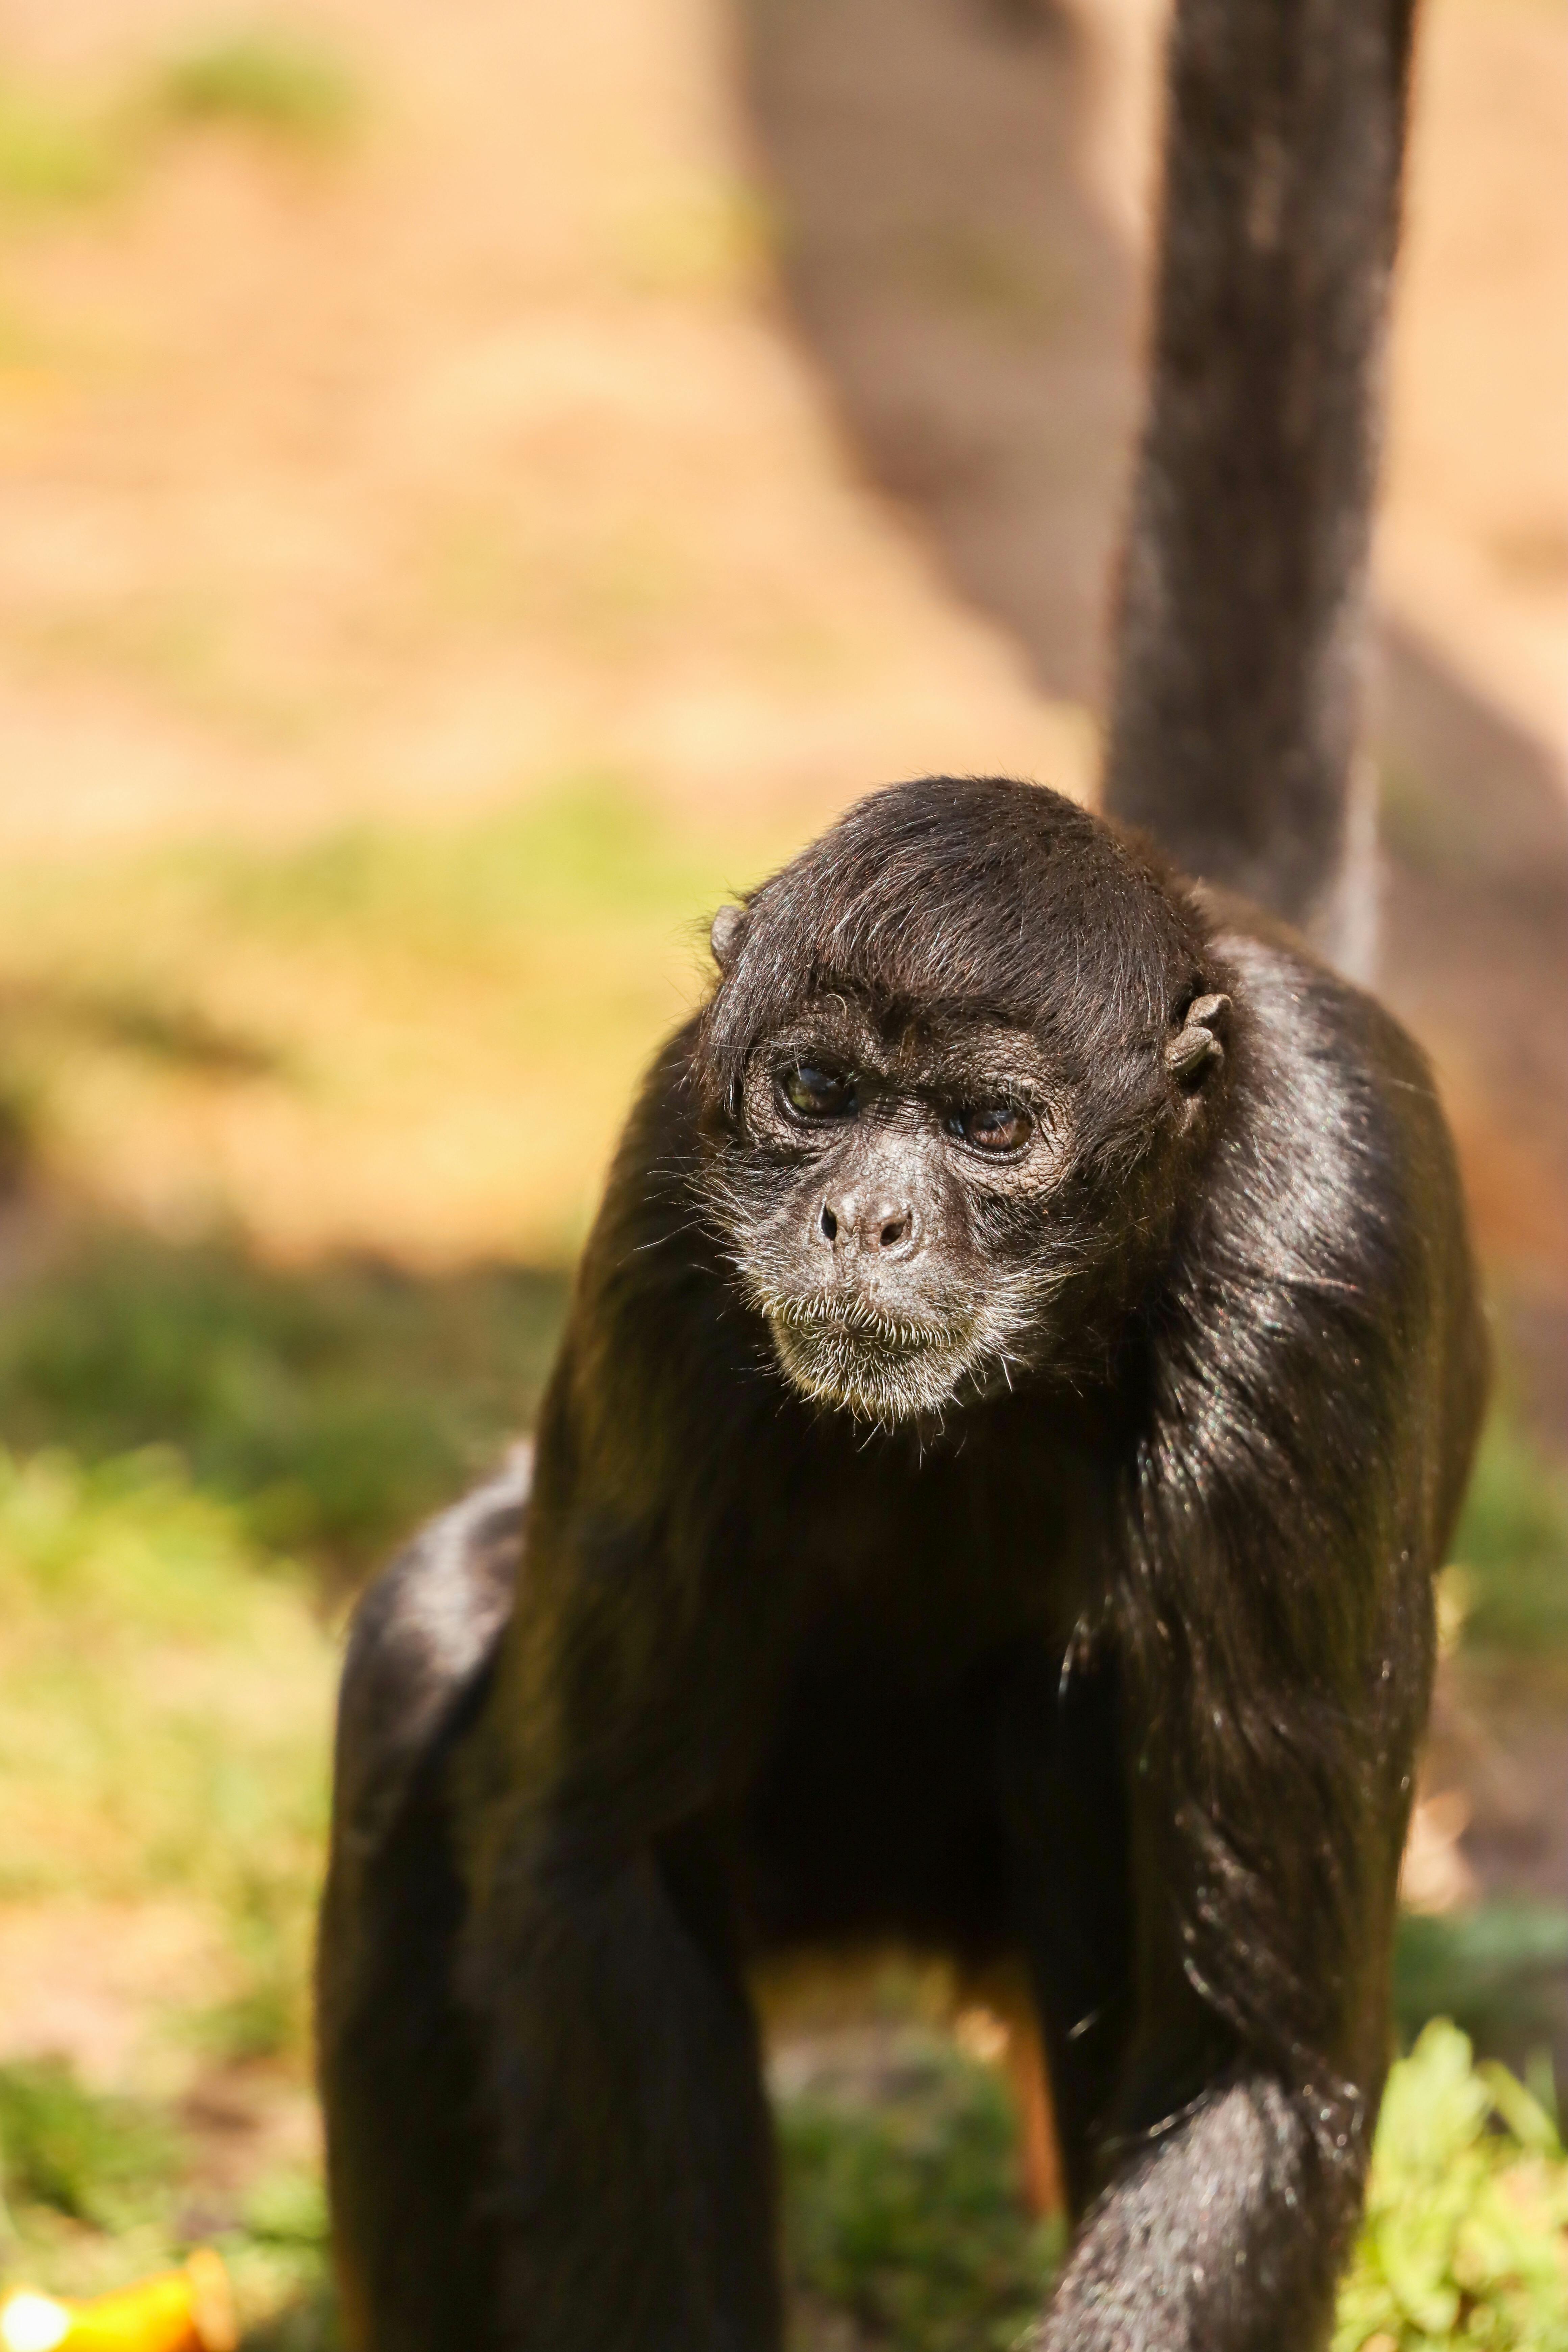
[317,0,1487,2342]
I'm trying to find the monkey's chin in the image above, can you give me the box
[767,1317,973,1426]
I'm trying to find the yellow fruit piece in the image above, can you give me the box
[0,2253,235,2352]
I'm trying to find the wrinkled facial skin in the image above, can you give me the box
[703,994,1173,1427]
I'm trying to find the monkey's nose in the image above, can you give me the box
[818,1196,918,1254]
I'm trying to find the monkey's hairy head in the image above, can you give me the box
[693,776,1230,1426]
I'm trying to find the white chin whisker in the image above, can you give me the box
[766,1313,982,1424]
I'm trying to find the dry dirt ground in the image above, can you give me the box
[0,0,1092,858]
[741,0,1568,750]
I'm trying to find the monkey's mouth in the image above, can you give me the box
[762,1297,977,1423]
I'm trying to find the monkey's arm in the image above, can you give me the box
[1035,953,1485,2350]
[1033,1493,1407,2352]
[449,1457,785,2352]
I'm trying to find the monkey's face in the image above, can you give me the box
[693,778,1228,1426]
[705,994,1167,1426]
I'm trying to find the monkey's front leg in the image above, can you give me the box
[465,1824,781,2352]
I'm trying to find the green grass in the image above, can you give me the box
[777,2031,1062,2350]
[0,1445,333,2056]
[185,776,748,941]
[0,21,362,231]
[775,2024,1568,2352]
[0,782,784,1562]
[3,2016,1562,2349]
[0,1444,340,2335]
[0,780,782,1260]
[0,1235,566,1576]
[0,2061,178,2233]
[0,1439,1561,2343]
[0,2054,337,2341]
[0,78,123,212]
[1451,1412,1568,1651]
[150,27,359,148]
[1396,1907,1568,2057]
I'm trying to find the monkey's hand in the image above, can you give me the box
[1027,2070,1350,2350]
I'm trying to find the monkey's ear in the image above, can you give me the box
[710,904,744,972]
[1165,992,1230,1082]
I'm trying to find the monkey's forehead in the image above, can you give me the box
[755,995,1061,1089]
[695,776,1211,1098]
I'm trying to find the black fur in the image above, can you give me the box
[319,774,1485,2350]
[1103,0,1416,950]
[321,0,1460,2327]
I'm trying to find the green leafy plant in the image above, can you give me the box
[1334,2021,1568,2351]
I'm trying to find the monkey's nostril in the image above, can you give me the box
[820,1203,838,1241]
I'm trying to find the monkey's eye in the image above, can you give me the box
[952,1102,1032,1155]
[779,1063,857,1121]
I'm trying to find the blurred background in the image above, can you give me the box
[0,0,1563,2342]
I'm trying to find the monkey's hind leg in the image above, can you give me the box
[317,1462,525,2352]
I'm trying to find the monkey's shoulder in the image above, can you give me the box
[1217,920,1453,1161]
[1204,919,1476,1333]
[572,1016,738,1334]
[330,1452,529,1862]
